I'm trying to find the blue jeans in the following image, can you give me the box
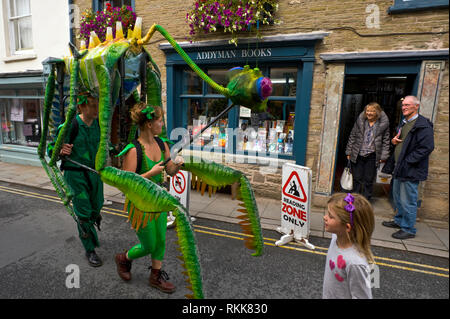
[392,179,419,235]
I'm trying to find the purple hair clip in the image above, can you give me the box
[344,193,355,226]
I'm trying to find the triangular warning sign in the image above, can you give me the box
[282,171,307,202]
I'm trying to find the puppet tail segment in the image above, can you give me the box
[238,174,264,257]
[173,204,204,299]
[183,156,264,257]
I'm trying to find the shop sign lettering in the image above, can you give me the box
[196,48,272,61]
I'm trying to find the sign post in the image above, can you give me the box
[276,163,315,249]
[168,169,194,228]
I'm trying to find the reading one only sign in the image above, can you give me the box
[279,163,312,240]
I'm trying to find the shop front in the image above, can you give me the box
[314,49,448,214]
[0,72,46,166]
[160,33,328,173]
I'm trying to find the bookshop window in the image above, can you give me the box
[186,98,229,148]
[237,67,297,155]
[182,68,229,149]
[0,91,43,147]
[180,65,297,157]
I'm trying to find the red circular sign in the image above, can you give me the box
[172,171,186,194]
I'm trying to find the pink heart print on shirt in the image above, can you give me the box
[335,273,345,282]
[337,255,346,269]
[330,255,347,282]
[329,260,335,270]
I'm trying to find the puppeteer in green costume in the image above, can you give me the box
[47,93,104,267]
[115,102,184,294]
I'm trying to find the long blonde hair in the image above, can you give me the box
[328,193,375,263]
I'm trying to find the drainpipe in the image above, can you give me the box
[68,0,75,44]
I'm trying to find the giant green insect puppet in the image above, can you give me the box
[38,18,272,299]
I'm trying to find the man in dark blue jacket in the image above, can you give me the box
[381,96,434,239]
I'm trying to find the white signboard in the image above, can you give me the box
[10,100,23,122]
[276,163,314,249]
[168,169,192,227]
[169,169,190,208]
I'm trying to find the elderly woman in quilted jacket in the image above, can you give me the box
[345,102,390,200]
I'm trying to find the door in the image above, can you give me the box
[333,74,417,199]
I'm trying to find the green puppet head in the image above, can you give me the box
[226,65,272,113]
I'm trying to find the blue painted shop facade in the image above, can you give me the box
[160,33,328,166]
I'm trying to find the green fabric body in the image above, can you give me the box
[120,142,167,261]
[65,169,103,252]
[66,115,101,169]
[63,115,103,252]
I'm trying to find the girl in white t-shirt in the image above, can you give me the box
[323,193,375,299]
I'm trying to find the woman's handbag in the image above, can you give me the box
[340,160,353,191]
[376,162,392,184]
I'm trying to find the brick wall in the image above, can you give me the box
[71,0,448,222]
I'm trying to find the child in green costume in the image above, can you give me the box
[115,102,184,293]
[47,93,104,267]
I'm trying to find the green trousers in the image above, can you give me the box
[65,170,104,252]
[127,212,168,261]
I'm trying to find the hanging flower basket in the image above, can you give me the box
[79,4,137,46]
[186,0,279,45]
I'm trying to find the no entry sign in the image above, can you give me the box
[169,170,190,209]
[172,171,186,194]
[276,163,314,249]
[168,170,192,228]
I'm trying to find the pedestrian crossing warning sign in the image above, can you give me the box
[282,171,307,202]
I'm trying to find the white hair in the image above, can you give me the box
[404,95,420,106]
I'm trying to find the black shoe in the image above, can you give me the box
[382,220,401,229]
[86,250,103,267]
[392,230,415,240]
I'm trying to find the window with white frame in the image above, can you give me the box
[6,0,33,54]
[93,0,134,11]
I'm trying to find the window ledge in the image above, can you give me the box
[3,54,37,63]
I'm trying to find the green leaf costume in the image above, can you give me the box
[48,114,103,252]
[119,142,167,260]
